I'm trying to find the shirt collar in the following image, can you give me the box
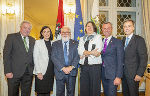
[126,33,133,39]
[104,35,112,41]
[62,40,69,44]
[20,33,28,39]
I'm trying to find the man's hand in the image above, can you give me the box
[37,73,43,80]
[62,66,74,74]
[114,77,121,85]
[134,75,142,81]
[62,67,70,74]
[6,73,13,78]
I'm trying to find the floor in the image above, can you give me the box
[101,92,145,96]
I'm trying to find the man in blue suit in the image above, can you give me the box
[101,22,124,96]
[51,26,79,96]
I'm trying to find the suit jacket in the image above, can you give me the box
[51,39,79,80]
[3,32,35,78]
[102,36,124,79]
[33,39,52,75]
[122,34,148,79]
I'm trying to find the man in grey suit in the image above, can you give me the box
[3,21,35,96]
[122,19,148,96]
[101,22,124,96]
[51,26,79,96]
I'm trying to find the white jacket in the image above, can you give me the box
[33,39,50,75]
[78,34,103,65]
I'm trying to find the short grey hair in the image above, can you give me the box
[20,20,32,29]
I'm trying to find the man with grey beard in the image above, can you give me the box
[51,26,79,96]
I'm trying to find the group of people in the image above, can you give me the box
[3,19,147,96]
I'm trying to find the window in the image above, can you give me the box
[99,0,142,39]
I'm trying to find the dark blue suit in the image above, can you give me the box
[101,37,124,96]
[51,39,79,96]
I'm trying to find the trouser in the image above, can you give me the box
[80,64,101,96]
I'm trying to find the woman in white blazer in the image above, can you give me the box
[78,21,103,96]
[33,26,54,96]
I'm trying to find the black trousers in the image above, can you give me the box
[37,93,50,96]
[122,73,139,96]
[80,64,101,96]
[7,68,33,96]
[56,75,76,96]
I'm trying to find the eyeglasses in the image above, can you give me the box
[61,32,71,34]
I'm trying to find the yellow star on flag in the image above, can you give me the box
[80,29,83,33]
[80,21,82,25]
[77,36,80,41]
[76,14,79,18]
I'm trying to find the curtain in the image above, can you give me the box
[142,0,150,64]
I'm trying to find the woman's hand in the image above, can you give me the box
[83,50,91,56]
[37,73,43,80]
[91,48,101,57]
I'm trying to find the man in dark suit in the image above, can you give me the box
[3,21,35,96]
[101,22,124,96]
[122,19,148,96]
[51,26,79,96]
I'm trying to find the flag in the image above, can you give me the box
[55,0,64,39]
[91,0,100,34]
[74,0,84,41]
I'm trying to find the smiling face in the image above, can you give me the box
[42,28,51,41]
[20,23,32,37]
[86,23,94,35]
[102,23,112,38]
[123,21,135,36]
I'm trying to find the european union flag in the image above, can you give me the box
[74,0,84,41]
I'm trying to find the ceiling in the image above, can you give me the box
[24,0,76,39]
[24,0,58,39]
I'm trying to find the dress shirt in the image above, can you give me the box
[125,33,133,46]
[62,40,69,55]
[103,35,112,47]
[21,34,29,48]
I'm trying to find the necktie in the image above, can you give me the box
[125,37,129,49]
[102,38,108,66]
[23,37,29,52]
[102,38,108,53]
[64,41,68,66]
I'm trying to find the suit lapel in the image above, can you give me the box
[103,37,114,54]
[28,36,34,53]
[122,37,126,47]
[16,32,28,53]
[125,34,135,51]
[58,40,66,64]
[68,39,74,65]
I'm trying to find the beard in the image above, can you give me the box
[61,36,70,42]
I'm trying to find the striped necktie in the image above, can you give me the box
[23,37,29,52]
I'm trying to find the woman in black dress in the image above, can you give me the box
[33,26,54,96]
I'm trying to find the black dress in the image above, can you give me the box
[35,40,54,93]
